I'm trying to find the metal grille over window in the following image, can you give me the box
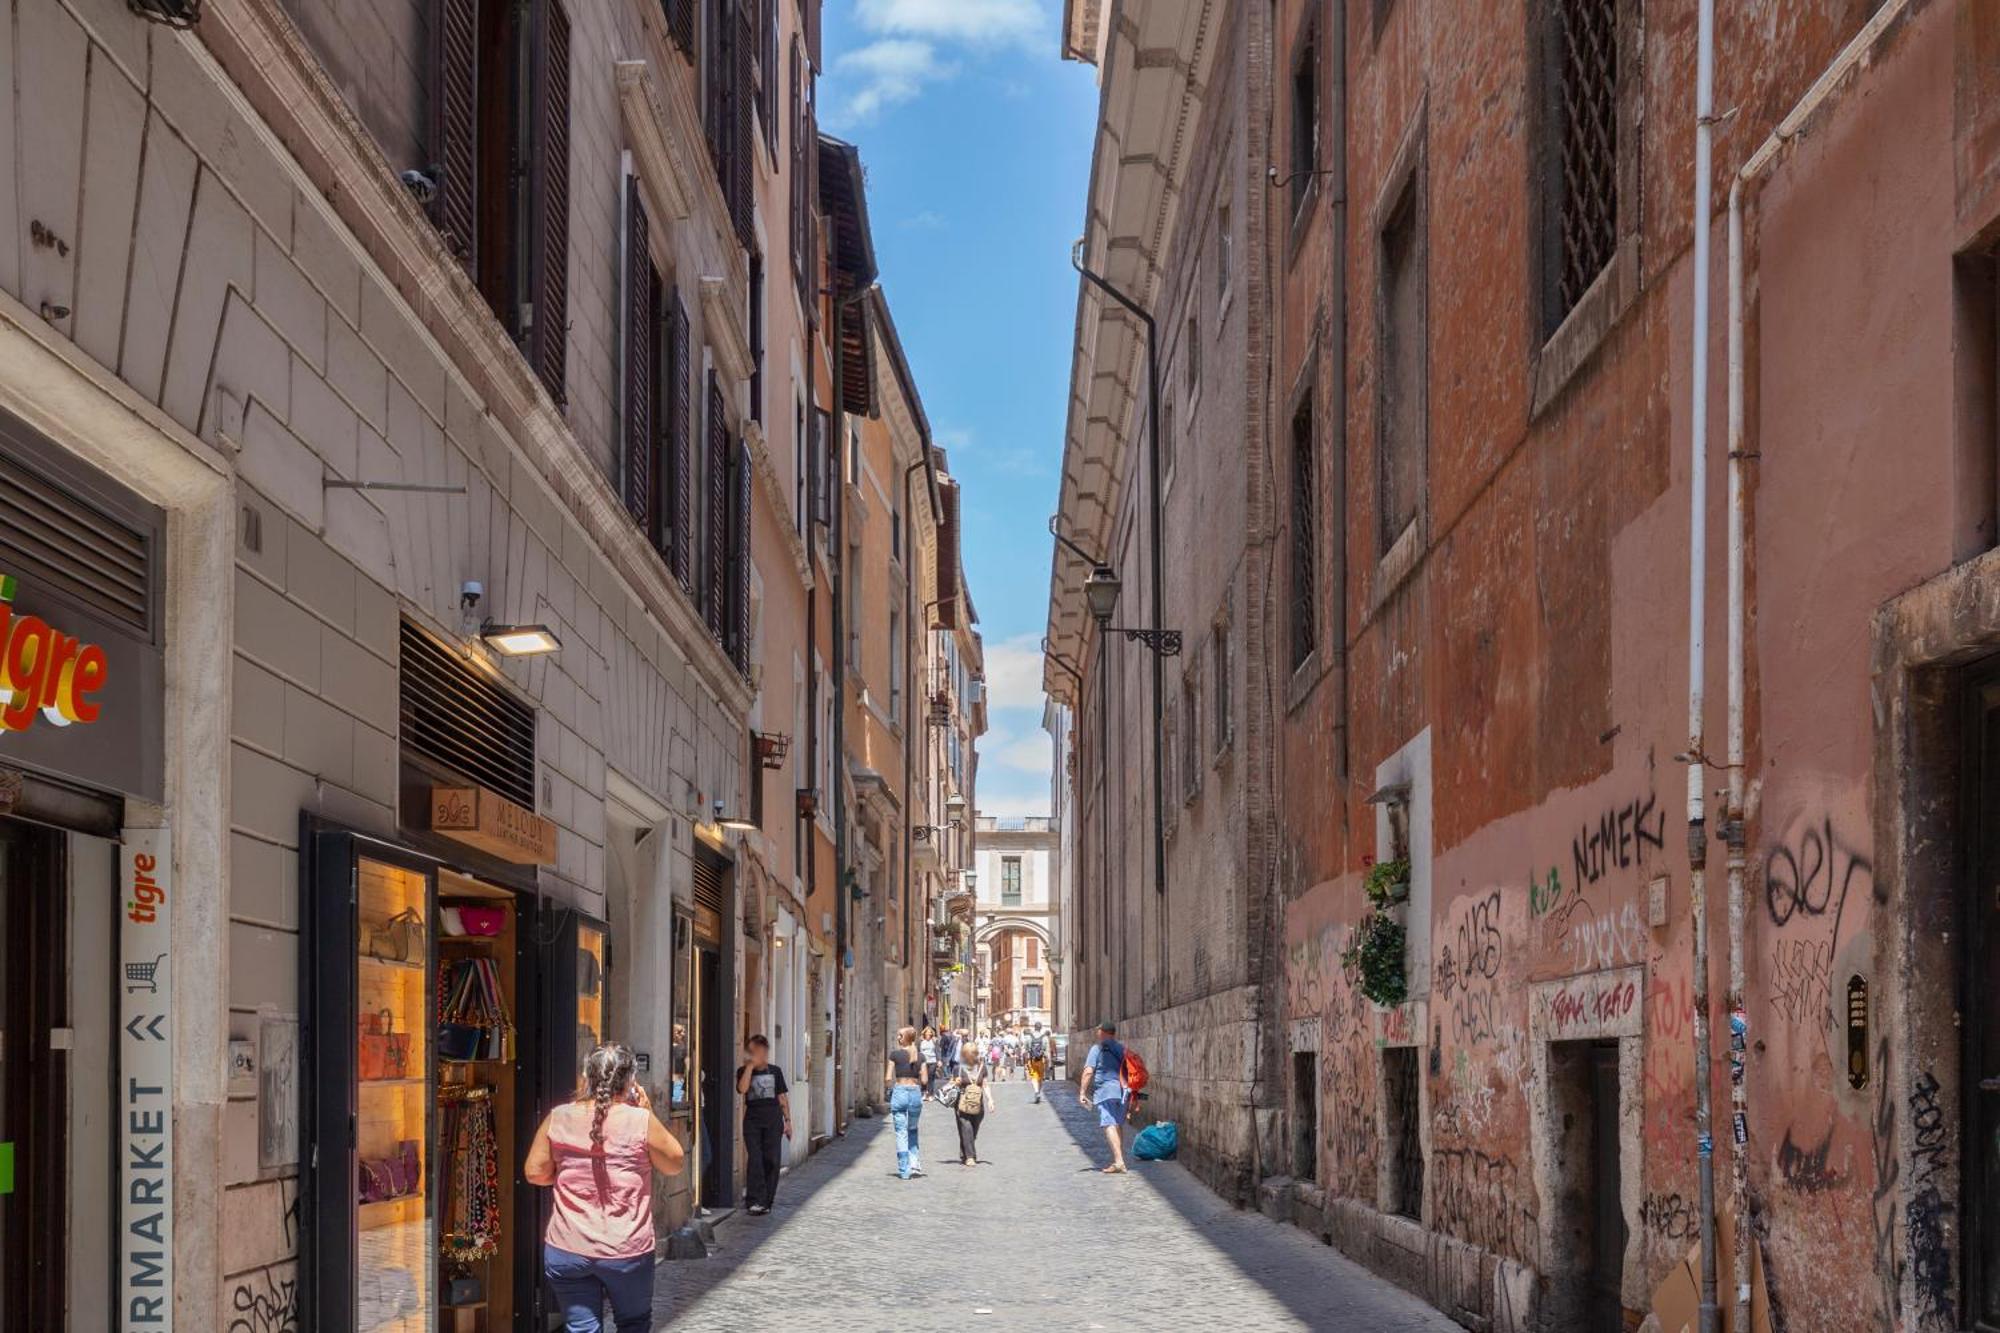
[0,460,153,635]
[399,619,537,810]
[1289,401,1316,670]
[1554,0,1618,317]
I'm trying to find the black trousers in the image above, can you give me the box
[956,1110,983,1162]
[744,1113,784,1208]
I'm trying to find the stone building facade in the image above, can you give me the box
[1050,0,2000,1329]
[0,1,972,1328]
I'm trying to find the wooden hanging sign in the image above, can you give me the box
[431,786,559,865]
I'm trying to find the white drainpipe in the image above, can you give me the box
[1686,2,1719,1327]
[1723,1,1913,1328]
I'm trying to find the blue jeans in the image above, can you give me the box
[890,1084,924,1178]
[544,1244,655,1333]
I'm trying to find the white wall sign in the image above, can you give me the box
[119,828,173,1330]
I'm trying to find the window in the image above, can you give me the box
[1002,856,1022,905]
[619,171,693,585]
[794,395,807,534]
[749,250,765,423]
[1162,396,1176,488]
[892,503,903,562]
[1180,671,1201,803]
[1185,308,1200,401]
[704,0,755,246]
[1212,615,1233,754]
[1024,982,1044,1011]
[789,39,817,308]
[1026,938,1039,969]
[1290,398,1317,668]
[889,607,903,725]
[431,0,571,403]
[1289,23,1319,221]
[1216,199,1233,302]
[1384,1046,1424,1219]
[1377,146,1427,553]
[1538,0,1621,337]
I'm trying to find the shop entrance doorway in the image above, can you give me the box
[0,819,65,1331]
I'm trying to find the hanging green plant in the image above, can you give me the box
[1341,910,1408,1008]
[1363,857,1411,906]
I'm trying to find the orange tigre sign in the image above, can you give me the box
[0,572,110,732]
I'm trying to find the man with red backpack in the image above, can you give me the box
[1078,1021,1142,1173]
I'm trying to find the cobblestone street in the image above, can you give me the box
[653,1078,1459,1331]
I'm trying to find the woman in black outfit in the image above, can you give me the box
[954,1063,992,1166]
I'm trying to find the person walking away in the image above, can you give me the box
[1025,1023,1050,1103]
[1078,1022,1130,1174]
[986,1038,1003,1083]
[954,1064,992,1165]
[920,1025,940,1093]
[735,1035,792,1216]
[525,1043,686,1331]
[887,1025,928,1179]
[939,1025,962,1078]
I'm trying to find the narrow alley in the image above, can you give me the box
[654,1079,1459,1332]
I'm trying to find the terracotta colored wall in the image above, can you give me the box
[1277,3,1994,1329]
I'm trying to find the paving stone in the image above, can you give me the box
[646,1079,1462,1331]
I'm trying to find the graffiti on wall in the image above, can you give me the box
[1432,1147,1540,1267]
[1764,815,1875,930]
[1572,790,1666,887]
[1775,1124,1847,1195]
[1769,937,1835,1030]
[225,1265,299,1333]
[1640,1191,1700,1243]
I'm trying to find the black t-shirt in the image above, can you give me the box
[740,1062,788,1119]
[889,1047,925,1082]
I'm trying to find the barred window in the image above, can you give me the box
[1290,399,1317,670]
[1540,0,1622,337]
[1378,159,1427,552]
[1289,26,1319,221]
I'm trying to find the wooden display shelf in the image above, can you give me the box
[361,954,425,971]
[359,1076,426,1087]
[357,1193,423,1229]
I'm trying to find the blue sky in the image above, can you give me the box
[821,0,1098,817]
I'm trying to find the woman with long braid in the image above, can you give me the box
[525,1042,685,1331]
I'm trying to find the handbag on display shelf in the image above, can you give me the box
[457,905,507,936]
[366,906,426,963]
[578,946,601,997]
[359,1008,412,1081]
[440,905,468,936]
[439,957,513,1061]
[358,1139,421,1203]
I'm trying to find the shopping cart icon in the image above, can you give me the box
[125,953,167,995]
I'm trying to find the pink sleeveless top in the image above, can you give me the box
[542,1101,655,1260]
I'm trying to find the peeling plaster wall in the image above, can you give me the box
[1273,3,1989,1330]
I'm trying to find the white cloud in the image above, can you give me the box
[902,209,946,229]
[829,0,1046,123]
[833,39,954,123]
[981,632,1046,715]
[855,0,1044,48]
[978,783,1051,819]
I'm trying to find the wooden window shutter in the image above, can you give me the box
[431,0,478,268]
[730,0,756,247]
[760,0,779,160]
[706,370,729,638]
[802,0,820,71]
[621,177,656,530]
[706,0,727,170]
[788,42,804,288]
[530,0,572,405]
[731,437,752,671]
[667,0,696,56]
[668,291,695,589]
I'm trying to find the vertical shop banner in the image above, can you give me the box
[120,828,173,1330]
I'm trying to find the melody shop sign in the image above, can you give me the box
[0,571,111,731]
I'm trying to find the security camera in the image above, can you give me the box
[400,168,439,206]
[460,581,483,610]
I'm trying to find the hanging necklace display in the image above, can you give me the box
[439,1085,500,1261]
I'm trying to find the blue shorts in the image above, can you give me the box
[1097,1096,1128,1127]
